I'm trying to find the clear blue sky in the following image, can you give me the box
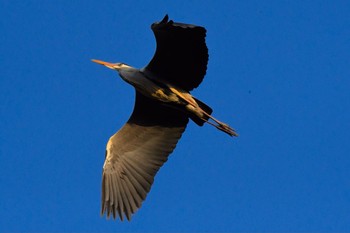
[1,0,350,232]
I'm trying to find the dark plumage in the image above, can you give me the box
[92,15,237,221]
[145,15,209,91]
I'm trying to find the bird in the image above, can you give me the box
[92,15,237,221]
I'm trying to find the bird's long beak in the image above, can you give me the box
[91,59,115,69]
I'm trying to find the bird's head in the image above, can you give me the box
[91,59,131,71]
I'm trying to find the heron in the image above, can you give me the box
[92,15,237,221]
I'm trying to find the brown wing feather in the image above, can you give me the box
[101,91,189,221]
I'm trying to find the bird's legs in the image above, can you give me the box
[199,110,238,137]
[168,86,237,137]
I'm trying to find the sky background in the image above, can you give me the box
[1,0,350,232]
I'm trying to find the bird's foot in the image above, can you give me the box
[206,120,238,137]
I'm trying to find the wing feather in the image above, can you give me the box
[120,169,139,213]
[101,91,189,220]
[122,159,148,199]
[143,15,208,91]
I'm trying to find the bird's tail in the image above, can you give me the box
[190,98,238,137]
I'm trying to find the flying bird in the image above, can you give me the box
[92,15,237,221]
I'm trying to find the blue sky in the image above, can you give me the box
[1,0,350,232]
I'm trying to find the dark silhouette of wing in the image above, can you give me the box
[101,91,189,221]
[144,15,208,91]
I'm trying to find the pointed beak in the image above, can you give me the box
[91,59,115,69]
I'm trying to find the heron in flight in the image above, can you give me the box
[92,15,237,221]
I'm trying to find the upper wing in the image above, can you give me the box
[101,91,189,221]
[143,15,208,92]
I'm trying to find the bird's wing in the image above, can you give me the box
[144,15,208,92]
[101,91,189,221]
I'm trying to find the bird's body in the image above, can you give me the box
[119,65,181,104]
[92,15,237,221]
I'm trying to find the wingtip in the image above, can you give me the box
[161,14,169,23]
[155,14,169,24]
[151,14,169,29]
